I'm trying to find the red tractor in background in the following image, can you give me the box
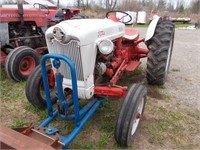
[0,1,86,81]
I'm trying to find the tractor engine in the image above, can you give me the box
[45,19,125,99]
[8,22,46,49]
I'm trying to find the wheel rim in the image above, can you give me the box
[19,56,36,75]
[131,97,144,135]
[164,33,173,75]
[40,70,56,101]
[40,82,56,100]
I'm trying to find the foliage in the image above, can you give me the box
[190,0,200,14]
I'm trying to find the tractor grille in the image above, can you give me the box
[49,40,84,81]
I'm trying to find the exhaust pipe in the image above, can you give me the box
[17,0,24,25]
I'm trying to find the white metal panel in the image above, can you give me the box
[137,11,146,24]
[145,15,161,41]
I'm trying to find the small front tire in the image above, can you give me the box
[25,63,57,109]
[115,83,147,146]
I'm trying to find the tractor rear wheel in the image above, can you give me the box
[115,83,147,146]
[5,46,28,80]
[5,46,40,81]
[146,20,175,85]
[25,63,57,109]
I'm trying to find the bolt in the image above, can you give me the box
[48,128,52,132]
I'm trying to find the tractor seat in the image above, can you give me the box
[123,28,139,41]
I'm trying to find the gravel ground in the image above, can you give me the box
[136,27,200,149]
[137,27,200,109]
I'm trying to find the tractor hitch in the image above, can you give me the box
[0,54,105,149]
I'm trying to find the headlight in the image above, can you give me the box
[53,27,64,41]
[63,10,66,14]
[97,39,114,55]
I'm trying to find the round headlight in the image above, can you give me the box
[53,27,64,41]
[63,10,66,14]
[98,39,114,55]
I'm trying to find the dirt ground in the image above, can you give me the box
[0,27,199,149]
[138,27,200,109]
[135,27,200,149]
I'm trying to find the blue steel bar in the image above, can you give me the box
[63,99,97,121]
[60,98,105,147]
[55,73,66,103]
[39,111,58,128]
[39,54,106,148]
[40,54,80,126]
[40,55,54,116]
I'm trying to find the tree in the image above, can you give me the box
[157,0,166,11]
[105,0,118,10]
[178,4,184,13]
[166,3,174,12]
[0,0,16,4]
[190,0,200,14]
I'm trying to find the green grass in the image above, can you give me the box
[126,23,194,29]
[144,100,199,147]
[1,65,199,149]
[174,23,194,28]
[10,119,30,128]
[171,68,181,72]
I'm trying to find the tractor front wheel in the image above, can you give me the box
[115,83,147,146]
[25,63,57,109]
[146,20,175,85]
[5,46,40,81]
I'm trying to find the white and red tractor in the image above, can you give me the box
[23,11,174,148]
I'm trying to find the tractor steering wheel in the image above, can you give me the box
[33,3,50,15]
[106,10,132,24]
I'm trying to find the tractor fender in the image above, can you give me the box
[145,15,161,42]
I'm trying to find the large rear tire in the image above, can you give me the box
[25,63,57,109]
[146,20,175,85]
[5,46,40,81]
[115,84,147,146]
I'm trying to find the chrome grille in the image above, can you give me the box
[49,40,84,81]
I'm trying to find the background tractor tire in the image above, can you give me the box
[115,84,147,146]
[5,46,40,81]
[5,46,28,81]
[25,63,57,109]
[146,20,175,85]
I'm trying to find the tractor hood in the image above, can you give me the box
[46,19,125,46]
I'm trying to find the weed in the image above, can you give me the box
[162,93,172,101]
[23,102,47,118]
[171,68,181,72]
[80,142,95,149]
[186,109,200,120]
[0,66,7,81]
[10,119,30,128]
[100,121,115,132]
[170,112,184,121]
[158,106,167,113]
[133,66,143,75]
[98,133,112,148]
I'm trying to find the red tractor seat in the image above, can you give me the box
[123,28,139,41]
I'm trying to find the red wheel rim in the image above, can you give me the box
[19,56,36,75]
[40,69,55,99]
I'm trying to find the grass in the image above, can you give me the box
[125,23,194,29]
[144,98,199,148]
[171,68,181,72]
[10,119,30,128]
[127,23,195,30]
[0,65,199,149]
